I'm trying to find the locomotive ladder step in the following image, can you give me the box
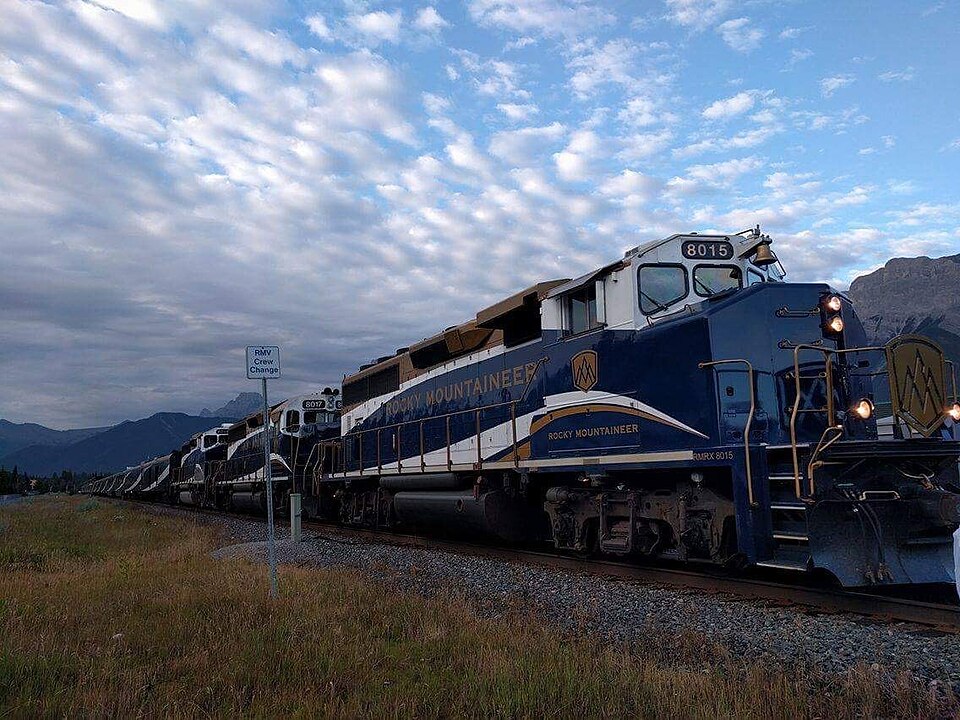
[770,503,806,511]
[772,531,809,542]
[756,559,808,571]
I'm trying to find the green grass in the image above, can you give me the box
[0,496,955,718]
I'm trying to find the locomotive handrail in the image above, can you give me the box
[337,398,521,476]
[302,440,322,494]
[947,360,958,404]
[698,359,757,507]
[790,344,886,498]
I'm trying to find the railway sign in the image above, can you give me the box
[246,345,281,379]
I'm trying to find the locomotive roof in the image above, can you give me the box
[343,279,567,392]
[342,228,777,395]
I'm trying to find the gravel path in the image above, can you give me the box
[120,500,960,689]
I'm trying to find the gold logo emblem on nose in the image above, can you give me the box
[886,335,947,437]
[571,350,598,392]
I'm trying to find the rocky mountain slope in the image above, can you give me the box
[199,392,262,419]
[848,253,960,363]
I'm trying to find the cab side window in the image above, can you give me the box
[563,282,603,335]
[638,265,688,315]
[285,410,300,429]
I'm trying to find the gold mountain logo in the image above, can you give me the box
[571,350,598,392]
[886,335,947,437]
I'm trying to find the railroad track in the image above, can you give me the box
[104,496,960,631]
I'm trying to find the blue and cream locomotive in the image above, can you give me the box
[320,228,960,587]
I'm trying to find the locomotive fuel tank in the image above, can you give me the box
[392,489,534,542]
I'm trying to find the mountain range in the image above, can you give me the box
[0,392,259,476]
[0,413,236,476]
[0,420,107,458]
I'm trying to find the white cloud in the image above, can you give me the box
[820,74,855,97]
[497,103,539,121]
[305,15,333,41]
[798,106,869,132]
[785,48,813,68]
[764,172,821,198]
[567,40,641,97]
[455,55,532,101]
[944,138,960,152]
[599,170,659,206]
[669,156,764,194]
[858,147,876,155]
[618,97,661,127]
[504,36,536,51]
[716,17,764,52]
[617,130,674,161]
[882,135,896,148]
[489,122,565,164]
[878,68,915,82]
[686,156,764,184]
[778,26,811,39]
[413,7,449,33]
[702,91,755,120]
[210,19,305,68]
[86,0,166,30]
[674,125,782,158]
[887,179,918,195]
[553,129,601,182]
[347,10,403,45]
[468,0,614,39]
[664,0,730,30]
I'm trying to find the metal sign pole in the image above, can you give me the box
[247,345,281,599]
[262,376,278,599]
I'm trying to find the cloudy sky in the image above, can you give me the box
[1,0,958,428]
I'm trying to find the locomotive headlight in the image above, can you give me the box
[853,398,874,420]
[825,295,842,312]
[948,403,960,422]
[826,316,844,333]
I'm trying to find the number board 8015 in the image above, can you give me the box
[681,239,734,260]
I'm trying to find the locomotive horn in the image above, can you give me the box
[753,241,778,266]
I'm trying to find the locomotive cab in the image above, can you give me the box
[218,388,342,515]
[171,424,230,507]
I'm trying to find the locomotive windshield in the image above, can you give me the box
[693,265,742,297]
[638,264,688,315]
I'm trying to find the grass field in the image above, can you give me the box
[0,496,955,719]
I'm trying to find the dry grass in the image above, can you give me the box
[0,496,955,719]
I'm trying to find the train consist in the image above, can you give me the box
[86,228,960,588]
[92,390,342,514]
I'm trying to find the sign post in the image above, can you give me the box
[246,345,281,598]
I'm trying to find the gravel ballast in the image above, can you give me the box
[122,500,960,689]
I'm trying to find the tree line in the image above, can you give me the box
[0,467,99,495]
